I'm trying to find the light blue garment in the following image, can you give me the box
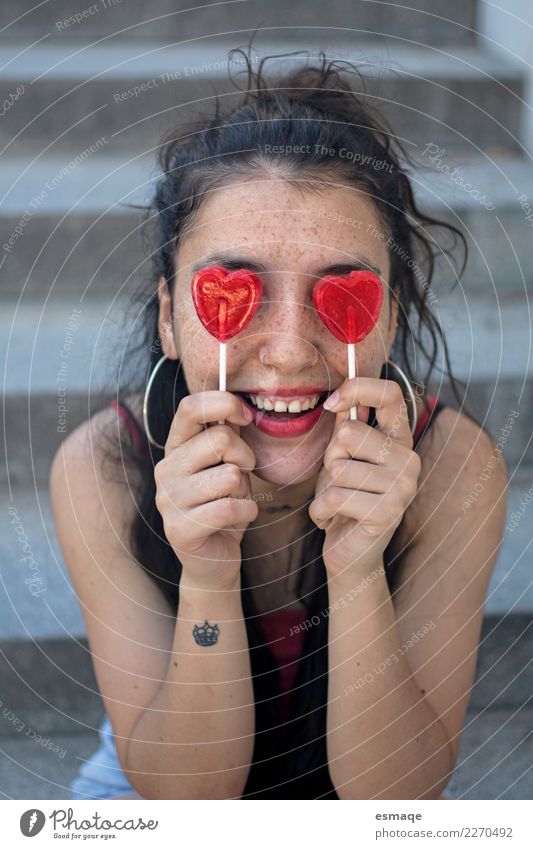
[71,713,463,800]
[70,715,135,800]
[440,769,463,800]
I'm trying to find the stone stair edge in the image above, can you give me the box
[0,0,479,44]
[2,611,530,706]
[1,39,520,82]
[1,153,531,218]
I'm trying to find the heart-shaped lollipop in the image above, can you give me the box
[313,270,384,420]
[191,264,263,343]
[191,264,263,424]
[312,270,384,344]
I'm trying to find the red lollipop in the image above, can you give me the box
[191,264,263,343]
[313,270,384,419]
[191,264,263,423]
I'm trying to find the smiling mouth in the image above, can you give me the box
[236,392,329,420]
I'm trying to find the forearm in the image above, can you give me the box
[326,563,453,799]
[125,578,254,799]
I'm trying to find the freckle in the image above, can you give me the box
[421,688,426,694]
[356,662,360,666]
[174,662,178,667]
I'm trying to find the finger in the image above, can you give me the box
[173,424,257,476]
[325,458,390,493]
[166,391,252,454]
[184,496,259,544]
[182,464,251,509]
[324,419,394,469]
[324,377,412,446]
[311,487,391,527]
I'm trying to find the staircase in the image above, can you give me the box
[1,0,532,799]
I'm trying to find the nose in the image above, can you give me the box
[255,292,321,371]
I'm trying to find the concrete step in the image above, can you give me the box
[2,291,531,390]
[1,615,532,799]
[0,39,524,157]
[3,705,531,799]
[3,378,529,491]
[1,470,532,648]
[3,707,531,799]
[2,379,528,490]
[451,704,533,799]
[1,284,531,486]
[0,636,103,799]
[1,153,532,301]
[1,0,478,46]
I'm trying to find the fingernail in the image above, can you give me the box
[323,390,340,410]
[242,403,253,420]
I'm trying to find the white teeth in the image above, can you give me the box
[246,393,321,413]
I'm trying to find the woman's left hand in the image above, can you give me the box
[309,377,422,580]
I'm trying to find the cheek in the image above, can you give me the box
[177,316,218,387]
[364,309,390,362]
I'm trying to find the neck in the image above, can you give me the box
[241,472,319,595]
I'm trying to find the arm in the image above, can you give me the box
[125,578,255,799]
[310,378,507,799]
[326,564,452,799]
[49,402,256,800]
[324,409,508,799]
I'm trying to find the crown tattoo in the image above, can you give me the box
[193,619,220,647]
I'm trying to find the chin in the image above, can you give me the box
[251,461,319,488]
[251,427,330,473]
[242,419,332,489]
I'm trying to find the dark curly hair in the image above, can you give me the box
[98,43,473,798]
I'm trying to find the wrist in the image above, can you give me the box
[179,573,242,605]
[326,557,386,591]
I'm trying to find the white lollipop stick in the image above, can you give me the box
[218,341,226,425]
[348,342,358,421]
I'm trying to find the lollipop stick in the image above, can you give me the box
[218,341,226,425]
[348,343,358,421]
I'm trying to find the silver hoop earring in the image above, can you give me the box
[143,354,169,450]
[384,359,418,437]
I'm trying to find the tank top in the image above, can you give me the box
[109,392,446,723]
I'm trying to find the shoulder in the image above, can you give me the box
[417,403,507,497]
[49,394,144,557]
[398,400,508,556]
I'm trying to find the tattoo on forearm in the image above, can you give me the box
[192,619,220,646]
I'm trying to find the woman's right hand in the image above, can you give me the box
[154,391,258,591]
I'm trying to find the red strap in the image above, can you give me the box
[110,400,148,457]
[413,394,439,445]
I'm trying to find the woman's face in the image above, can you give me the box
[158,177,396,489]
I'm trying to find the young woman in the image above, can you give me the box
[50,51,508,800]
